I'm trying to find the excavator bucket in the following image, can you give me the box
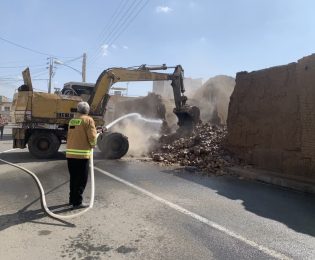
[173,105,200,131]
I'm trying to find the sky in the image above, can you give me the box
[0,0,315,99]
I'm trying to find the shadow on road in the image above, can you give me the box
[0,204,75,232]
[0,149,106,164]
[163,167,315,237]
[0,180,75,231]
[0,151,66,164]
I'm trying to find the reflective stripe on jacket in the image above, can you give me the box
[66,114,97,159]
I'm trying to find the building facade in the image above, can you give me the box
[0,96,12,121]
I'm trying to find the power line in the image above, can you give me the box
[0,35,78,58]
[0,35,52,56]
[0,64,46,69]
[32,70,49,78]
[89,0,148,67]
[108,0,149,47]
[29,67,48,73]
[0,59,40,64]
[91,0,141,64]
[0,72,22,78]
[96,0,128,46]
[0,66,47,80]
[63,55,84,64]
[0,77,48,81]
[88,0,138,65]
[0,78,20,80]
[0,58,48,67]
[102,0,143,47]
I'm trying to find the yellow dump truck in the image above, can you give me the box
[11,65,200,159]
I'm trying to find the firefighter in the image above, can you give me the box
[66,102,97,209]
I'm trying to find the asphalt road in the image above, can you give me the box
[0,133,315,260]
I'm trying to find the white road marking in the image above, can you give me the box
[95,167,291,260]
[0,149,291,259]
[0,148,16,154]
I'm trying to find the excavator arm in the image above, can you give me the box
[88,64,200,129]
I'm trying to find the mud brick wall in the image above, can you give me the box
[227,54,315,181]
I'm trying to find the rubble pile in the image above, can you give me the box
[151,123,234,175]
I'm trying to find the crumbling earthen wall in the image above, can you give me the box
[187,76,235,125]
[227,54,315,181]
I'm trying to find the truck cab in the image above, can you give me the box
[61,82,95,97]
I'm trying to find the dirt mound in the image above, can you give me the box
[151,122,235,175]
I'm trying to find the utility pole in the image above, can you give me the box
[82,53,86,82]
[47,57,53,93]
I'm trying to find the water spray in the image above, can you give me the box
[0,113,162,221]
[106,113,163,129]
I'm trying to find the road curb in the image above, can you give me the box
[226,166,315,194]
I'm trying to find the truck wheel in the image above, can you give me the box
[97,132,129,159]
[28,132,60,159]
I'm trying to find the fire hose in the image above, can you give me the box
[0,114,156,220]
[0,149,95,220]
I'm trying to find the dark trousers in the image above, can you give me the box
[0,126,3,139]
[67,158,89,206]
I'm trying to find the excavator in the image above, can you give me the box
[10,64,200,159]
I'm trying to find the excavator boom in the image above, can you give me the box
[88,64,200,129]
[11,64,200,160]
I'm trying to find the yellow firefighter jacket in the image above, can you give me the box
[66,114,97,159]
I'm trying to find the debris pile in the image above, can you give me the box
[151,123,234,175]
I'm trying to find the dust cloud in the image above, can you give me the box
[158,75,235,129]
[187,75,235,124]
[110,117,162,157]
[107,75,235,156]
